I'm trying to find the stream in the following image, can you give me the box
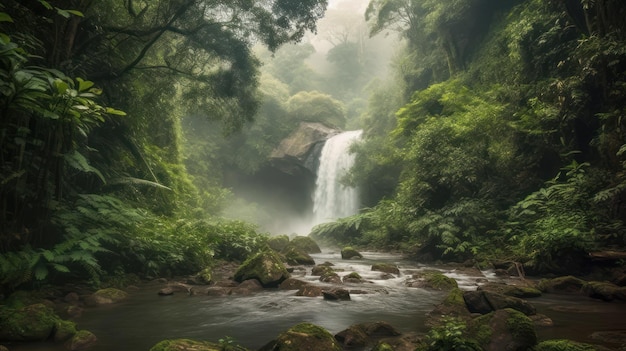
[8,251,626,350]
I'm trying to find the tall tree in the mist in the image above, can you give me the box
[0,0,328,286]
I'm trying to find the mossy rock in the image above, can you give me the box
[289,236,322,253]
[234,250,290,287]
[538,276,586,294]
[341,247,363,259]
[259,322,342,351]
[89,288,129,305]
[371,342,394,351]
[0,303,61,341]
[533,339,598,351]
[478,282,542,298]
[470,308,537,351]
[427,288,471,327]
[283,246,316,266]
[150,339,248,351]
[268,235,290,252]
[65,330,97,351]
[343,271,364,283]
[411,271,458,290]
[3,290,49,309]
[371,263,399,275]
[311,264,335,276]
[463,290,536,316]
[54,319,78,342]
[581,281,626,302]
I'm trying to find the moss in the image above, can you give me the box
[92,288,129,304]
[54,319,77,342]
[443,287,465,307]
[341,247,363,259]
[421,271,458,290]
[290,236,322,253]
[268,235,290,252]
[345,272,362,280]
[0,303,61,341]
[283,246,315,266]
[537,276,585,293]
[533,339,597,351]
[270,323,342,351]
[504,308,536,341]
[3,290,48,309]
[65,330,97,350]
[371,262,399,274]
[199,267,213,284]
[372,341,395,351]
[234,250,290,287]
[149,339,236,351]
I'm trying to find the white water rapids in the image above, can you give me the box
[310,130,362,229]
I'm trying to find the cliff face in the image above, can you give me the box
[270,122,339,177]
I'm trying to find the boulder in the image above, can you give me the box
[232,279,264,295]
[406,271,457,290]
[234,250,290,288]
[259,322,342,351]
[268,235,290,252]
[311,264,334,276]
[478,282,542,298]
[87,288,129,305]
[270,122,339,173]
[469,308,537,351]
[64,330,97,351]
[427,288,471,327]
[581,281,626,301]
[150,339,248,351]
[319,271,342,284]
[334,322,403,350]
[289,236,322,254]
[279,278,310,290]
[463,290,536,316]
[322,288,351,301]
[371,263,399,275]
[341,247,363,259]
[343,272,364,284]
[53,320,78,342]
[283,246,316,266]
[0,303,60,341]
[538,276,586,294]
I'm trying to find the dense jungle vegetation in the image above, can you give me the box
[1,0,626,293]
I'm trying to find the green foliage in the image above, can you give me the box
[286,91,346,128]
[425,317,481,351]
[506,161,601,271]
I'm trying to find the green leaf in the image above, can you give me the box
[76,77,94,92]
[67,10,84,17]
[34,264,48,280]
[38,0,53,10]
[0,12,13,23]
[105,107,127,116]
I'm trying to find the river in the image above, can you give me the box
[7,251,626,350]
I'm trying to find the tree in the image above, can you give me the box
[286,91,346,128]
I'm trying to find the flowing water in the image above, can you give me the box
[7,252,626,350]
[310,130,362,229]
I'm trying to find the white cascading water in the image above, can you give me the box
[310,130,363,228]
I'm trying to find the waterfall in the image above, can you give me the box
[310,130,362,228]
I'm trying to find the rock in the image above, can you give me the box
[427,288,471,327]
[538,276,586,294]
[0,345,8,351]
[63,292,80,303]
[342,272,364,284]
[195,267,213,285]
[66,305,84,318]
[590,330,626,346]
[158,287,174,296]
[0,303,60,341]
[533,339,599,350]
[581,281,626,301]
[319,271,342,284]
[64,330,97,351]
[279,278,310,290]
[335,322,402,349]
[270,122,339,171]
[259,322,342,351]
[234,250,290,288]
[311,264,334,276]
[463,290,536,316]
[478,282,542,298]
[371,263,399,275]
[205,287,232,296]
[53,319,77,342]
[232,279,263,295]
[289,236,322,254]
[268,235,290,252]
[322,288,351,301]
[340,246,363,260]
[87,288,129,305]
[469,308,537,351]
[150,339,247,351]
[406,271,457,290]
[296,285,323,297]
[283,246,316,266]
